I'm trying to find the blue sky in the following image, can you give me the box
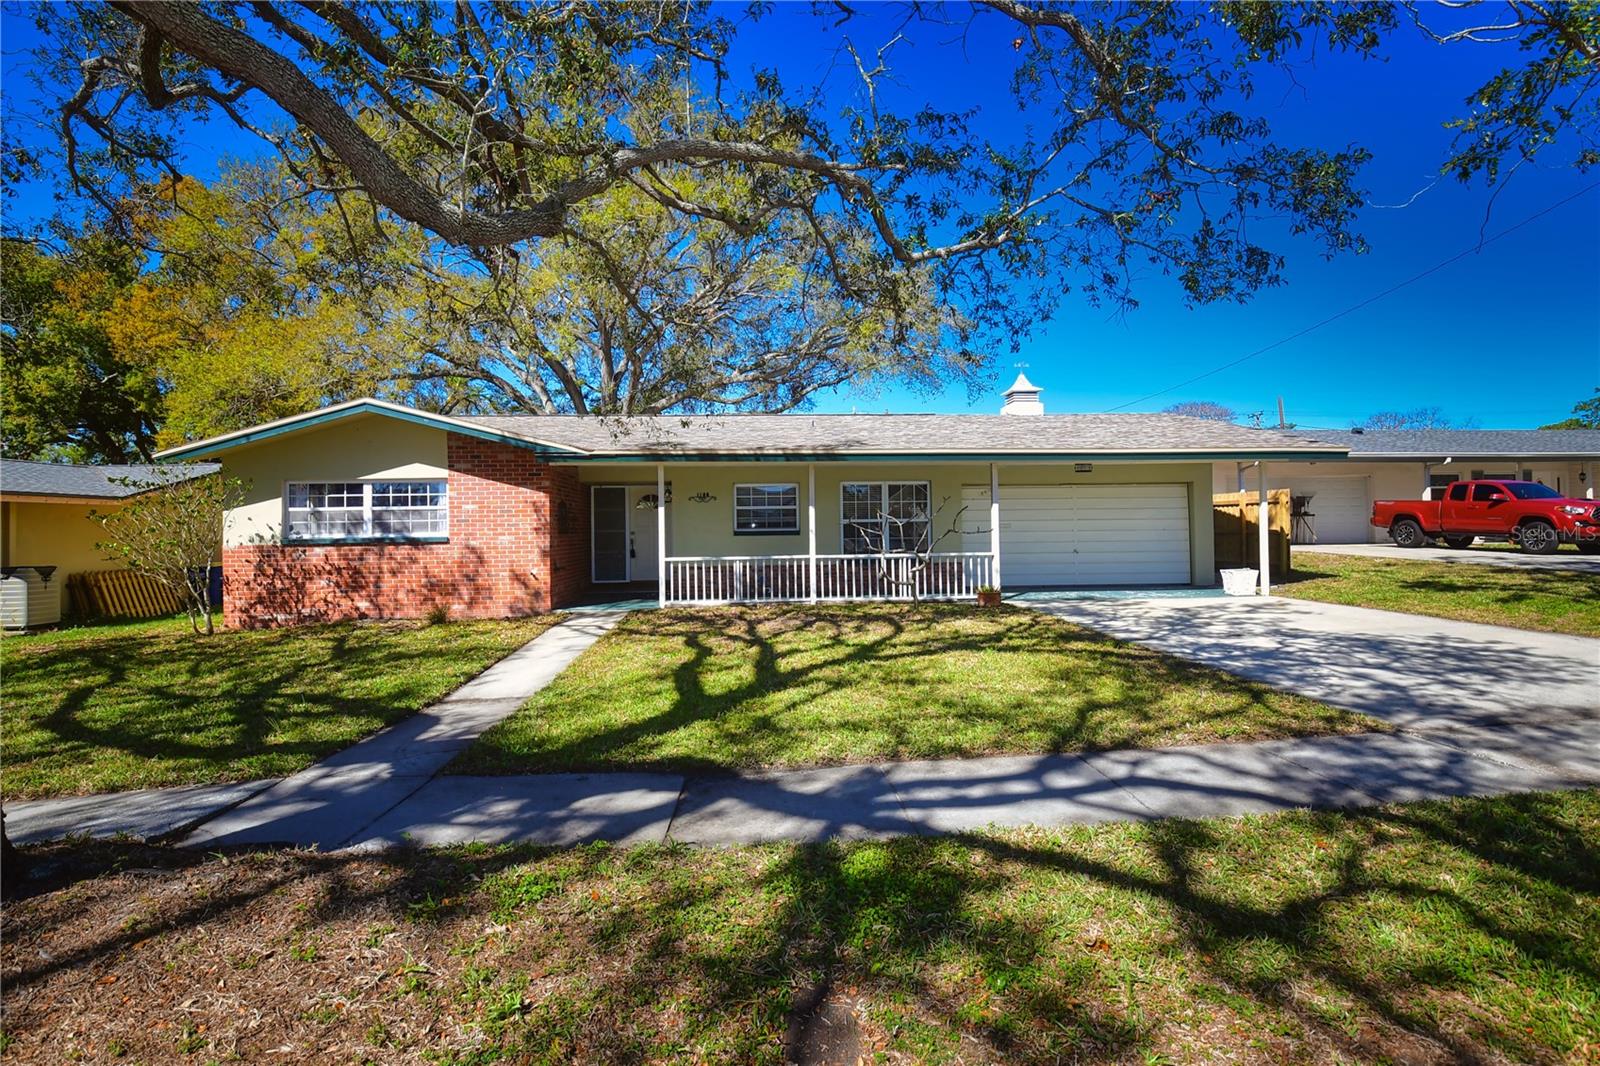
[3,4,1596,429]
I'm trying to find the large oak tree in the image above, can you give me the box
[9,1,1598,431]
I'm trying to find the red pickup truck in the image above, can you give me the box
[1371,480,1600,555]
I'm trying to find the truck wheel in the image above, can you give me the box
[1441,535,1476,549]
[1390,518,1427,548]
[1518,520,1559,555]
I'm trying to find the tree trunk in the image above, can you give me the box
[2,811,22,901]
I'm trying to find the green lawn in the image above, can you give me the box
[1284,551,1600,637]
[1,614,561,800]
[4,790,1595,1064]
[453,604,1378,777]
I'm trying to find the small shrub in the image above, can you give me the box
[424,603,452,626]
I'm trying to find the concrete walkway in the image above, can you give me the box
[173,610,629,850]
[1304,541,1600,573]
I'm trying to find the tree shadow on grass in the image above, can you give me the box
[5,791,1595,1064]
[469,603,1361,777]
[3,617,549,798]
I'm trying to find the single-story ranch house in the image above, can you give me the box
[158,377,1348,627]
[1213,428,1600,544]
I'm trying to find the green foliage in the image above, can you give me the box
[8,2,1596,442]
[0,235,163,461]
[114,173,426,445]
[1539,387,1600,429]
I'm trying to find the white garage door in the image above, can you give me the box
[1290,476,1370,544]
[963,484,1191,586]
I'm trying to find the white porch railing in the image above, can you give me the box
[663,552,996,606]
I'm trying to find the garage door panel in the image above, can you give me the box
[994,483,1191,586]
[1289,477,1369,544]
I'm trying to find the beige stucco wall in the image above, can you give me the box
[0,500,125,575]
[575,460,1217,585]
[221,414,449,547]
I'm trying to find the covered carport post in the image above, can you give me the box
[1258,461,1271,596]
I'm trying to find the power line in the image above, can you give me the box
[1104,180,1600,413]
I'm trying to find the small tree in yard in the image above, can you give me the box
[93,468,245,635]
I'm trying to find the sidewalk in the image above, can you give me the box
[14,723,1593,850]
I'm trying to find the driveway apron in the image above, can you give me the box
[1023,595,1600,779]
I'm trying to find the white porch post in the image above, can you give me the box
[1586,461,1595,500]
[1422,462,1432,500]
[989,463,1002,589]
[656,463,666,605]
[807,463,818,602]
[1236,462,1246,493]
[1257,461,1271,597]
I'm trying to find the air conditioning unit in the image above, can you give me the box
[1,566,61,629]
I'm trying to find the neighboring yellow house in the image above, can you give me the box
[0,458,220,582]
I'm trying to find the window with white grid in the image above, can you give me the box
[734,483,799,534]
[285,481,447,541]
[840,481,931,554]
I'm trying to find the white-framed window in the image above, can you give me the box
[841,481,931,554]
[734,483,800,534]
[285,480,448,541]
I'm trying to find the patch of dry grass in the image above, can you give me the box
[2,790,1595,1064]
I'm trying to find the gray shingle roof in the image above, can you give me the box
[1296,428,1600,459]
[0,459,220,500]
[463,412,1343,458]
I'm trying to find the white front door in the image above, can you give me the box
[963,483,1192,586]
[627,487,661,582]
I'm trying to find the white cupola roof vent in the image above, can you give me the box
[1000,372,1045,415]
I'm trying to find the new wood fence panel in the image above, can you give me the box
[1212,490,1292,574]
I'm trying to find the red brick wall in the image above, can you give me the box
[546,464,590,609]
[223,432,589,628]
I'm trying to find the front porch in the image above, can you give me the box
[568,458,1248,608]
[664,551,997,605]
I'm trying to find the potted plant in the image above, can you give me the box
[976,584,1002,607]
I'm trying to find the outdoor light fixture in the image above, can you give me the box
[687,491,717,503]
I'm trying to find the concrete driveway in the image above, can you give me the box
[1303,542,1600,574]
[1027,595,1600,780]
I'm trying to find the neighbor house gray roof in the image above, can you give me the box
[1296,428,1600,460]
[462,412,1345,460]
[1,458,219,500]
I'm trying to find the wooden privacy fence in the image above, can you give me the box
[1213,490,1292,574]
[67,569,185,619]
